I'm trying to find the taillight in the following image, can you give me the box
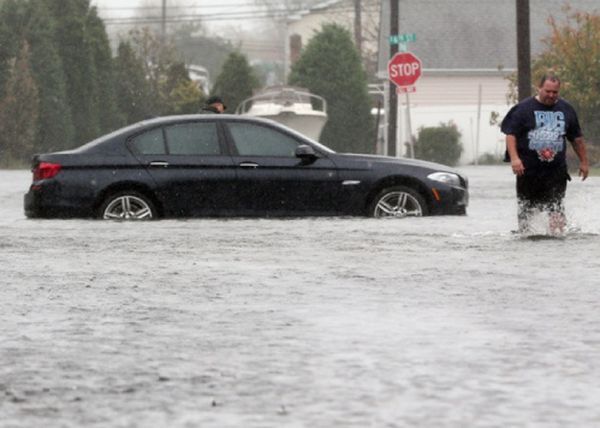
[33,162,62,181]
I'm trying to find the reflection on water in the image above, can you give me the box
[1,166,600,427]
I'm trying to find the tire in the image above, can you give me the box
[99,190,157,220]
[369,185,428,218]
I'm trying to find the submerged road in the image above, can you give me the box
[1,166,599,427]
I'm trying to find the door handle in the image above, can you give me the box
[239,162,259,169]
[149,161,169,168]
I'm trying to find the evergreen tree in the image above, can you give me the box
[289,24,374,152]
[125,28,205,117]
[114,40,155,124]
[46,0,99,145]
[0,0,27,97]
[0,0,73,153]
[26,0,74,152]
[127,27,175,114]
[211,51,259,113]
[86,6,121,132]
[163,61,204,115]
[0,41,39,165]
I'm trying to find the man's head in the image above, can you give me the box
[537,74,561,106]
[206,95,226,113]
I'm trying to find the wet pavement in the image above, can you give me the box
[1,166,599,427]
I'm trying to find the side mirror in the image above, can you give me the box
[295,144,318,160]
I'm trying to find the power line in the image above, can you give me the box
[101,5,380,25]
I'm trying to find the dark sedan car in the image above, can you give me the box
[24,115,468,220]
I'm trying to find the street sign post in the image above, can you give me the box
[387,52,422,159]
[387,52,422,90]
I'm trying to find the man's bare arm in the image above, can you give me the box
[506,135,524,176]
[571,136,589,181]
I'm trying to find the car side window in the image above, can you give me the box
[228,122,301,157]
[130,128,166,155]
[165,122,220,155]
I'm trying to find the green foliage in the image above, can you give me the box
[0,41,39,165]
[0,0,222,163]
[507,7,600,146]
[0,0,74,155]
[125,28,204,117]
[163,61,204,115]
[0,0,27,96]
[86,6,121,133]
[415,123,463,166]
[114,41,155,123]
[47,0,99,145]
[167,79,204,115]
[534,8,600,145]
[127,27,175,113]
[288,24,374,152]
[26,0,74,152]
[211,51,259,113]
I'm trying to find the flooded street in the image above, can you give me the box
[1,165,600,427]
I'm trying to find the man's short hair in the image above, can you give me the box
[539,73,561,87]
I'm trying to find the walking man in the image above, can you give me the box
[501,74,589,234]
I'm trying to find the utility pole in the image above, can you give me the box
[161,0,167,43]
[516,0,531,101]
[388,0,399,157]
[354,0,362,55]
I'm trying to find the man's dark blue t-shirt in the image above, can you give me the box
[501,96,582,175]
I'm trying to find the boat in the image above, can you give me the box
[235,86,328,141]
[187,64,211,95]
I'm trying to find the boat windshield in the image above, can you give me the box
[274,123,336,154]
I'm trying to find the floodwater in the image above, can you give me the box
[1,166,599,427]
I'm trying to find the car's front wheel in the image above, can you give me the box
[370,186,427,218]
[99,191,157,220]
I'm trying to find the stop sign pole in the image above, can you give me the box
[388,52,422,158]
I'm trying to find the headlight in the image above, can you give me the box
[427,172,461,186]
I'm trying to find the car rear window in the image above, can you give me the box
[130,128,166,155]
[165,122,220,155]
[228,122,300,157]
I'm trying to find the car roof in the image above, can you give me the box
[138,114,275,127]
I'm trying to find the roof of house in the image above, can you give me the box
[289,0,600,72]
[378,0,599,72]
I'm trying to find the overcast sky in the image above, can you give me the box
[91,0,266,34]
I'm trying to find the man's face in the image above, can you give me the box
[538,80,560,106]
[213,102,225,113]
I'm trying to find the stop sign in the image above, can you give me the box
[388,52,422,88]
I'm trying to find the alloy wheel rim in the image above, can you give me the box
[374,191,422,218]
[103,196,153,220]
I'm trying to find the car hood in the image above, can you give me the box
[335,153,464,175]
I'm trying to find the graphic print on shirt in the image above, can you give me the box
[527,111,565,162]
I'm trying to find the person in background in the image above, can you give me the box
[201,95,226,114]
[501,73,589,234]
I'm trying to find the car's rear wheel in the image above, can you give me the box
[99,191,156,220]
[370,186,427,218]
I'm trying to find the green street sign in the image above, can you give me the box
[389,33,416,45]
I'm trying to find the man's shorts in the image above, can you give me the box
[516,167,570,212]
